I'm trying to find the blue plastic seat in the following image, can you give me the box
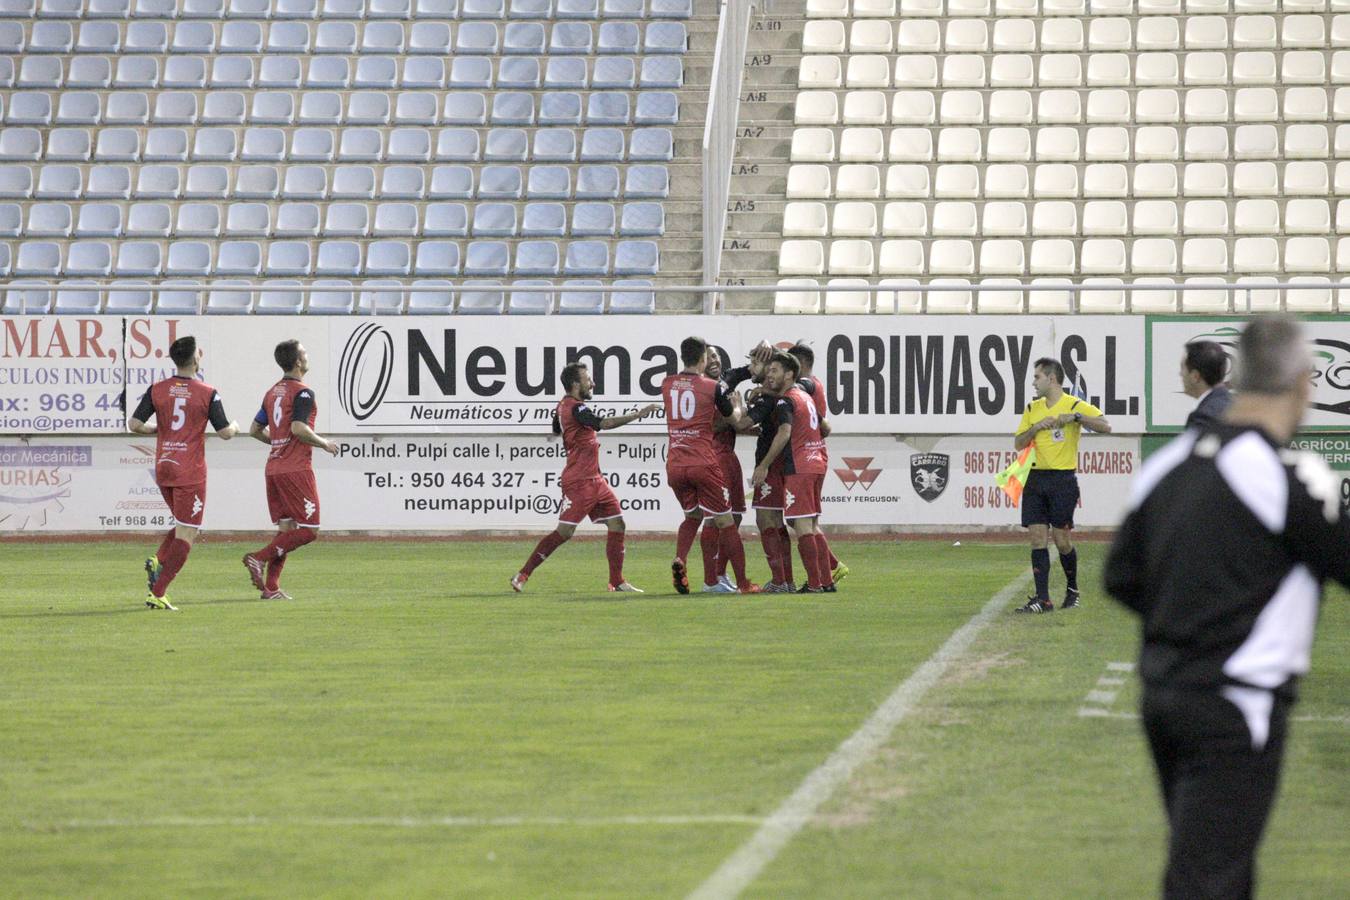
[478,165,523,199]
[166,240,213,275]
[564,240,608,275]
[429,165,475,199]
[625,164,669,198]
[630,128,673,161]
[538,92,582,125]
[205,280,254,314]
[575,165,619,199]
[508,0,550,17]
[527,165,571,199]
[621,201,664,236]
[515,240,560,276]
[644,22,686,53]
[597,21,638,54]
[498,57,541,89]
[425,202,470,236]
[443,92,487,125]
[485,128,529,161]
[437,128,480,161]
[465,240,510,276]
[557,279,604,313]
[388,128,433,162]
[581,128,625,161]
[522,202,566,237]
[407,279,455,314]
[402,57,446,88]
[113,243,161,278]
[533,128,577,161]
[461,0,504,16]
[635,91,679,125]
[450,57,494,89]
[266,241,313,276]
[586,92,630,125]
[508,280,554,314]
[473,202,517,236]
[316,241,362,276]
[215,240,262,275]
[571,201,615,235]
[651,0,692,16]
[503,22,545,54]
[413,0,459,16]
[610,279,655,313]
[614,240,658,275]
[414,240,461,276]
[306,281,357,315]
[458,280,504,314]
[455,22,499,54]
[331,165,376,199]
[367,240,412,276]
[592,57,636,89]
[409,22,453,55]
[556,0,597,17]
[602,0,640,14]
[544,56,588,89]
[549,22,592,54]
[491,92,535,125]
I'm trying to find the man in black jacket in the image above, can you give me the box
[1105,317,1349,900]
[1180,340,1232,430]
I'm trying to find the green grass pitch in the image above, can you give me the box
[2,537,1345,898]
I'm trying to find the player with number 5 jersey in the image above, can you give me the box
[129,335,240,611]
[661,336,759,595]
[243,339,340,601]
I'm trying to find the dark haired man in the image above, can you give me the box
[786,342,846,585]
[1013,357,1111,613]
[512,362,659,593]
[662,337,758,594]
[1181,340,1232,430]
[243,340,339,600]
[129,335,240,610]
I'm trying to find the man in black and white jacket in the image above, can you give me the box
[1105,316,1348,900]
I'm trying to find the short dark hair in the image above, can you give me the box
[787,343,814,368]
[768,350,800,380]
[1183,340,1227,388]
[274,339,301,372]
[560,362,587,393]
[168,335,197,368]
[1035,357,1065,384]
[1234,316,1309,395]
[680,336,708,367]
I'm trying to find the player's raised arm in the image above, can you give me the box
[128,390,157,435]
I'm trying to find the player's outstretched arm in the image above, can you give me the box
[291,420,339,456]
[600,403,661,431]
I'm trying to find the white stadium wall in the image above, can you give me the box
[4,315,1350,532]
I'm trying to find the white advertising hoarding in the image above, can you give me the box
[0,433,1141,532]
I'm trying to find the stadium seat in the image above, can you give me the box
[458,281,507,314]
[774,278,822,314]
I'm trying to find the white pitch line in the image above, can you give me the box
[1097,676,1126,687]
[1106,661,1136,672]
[686,570,1032,900]
[1085,690,1118,704]
[24,814,766,831]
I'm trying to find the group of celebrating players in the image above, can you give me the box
[130,335,339,610]
[511,336,847,596]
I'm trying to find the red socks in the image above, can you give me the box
[760,528,784,584]
[675,516,700,565]
[151,538,191,597]
[266,554,287,592]
[777,527,795,584]
[719,524,750,589]
[605,531,626,586]
[820,531,840,570]
[154,528,175,562]
[521,529,568,576]
[798,533,832,589]
[700,521,720,585]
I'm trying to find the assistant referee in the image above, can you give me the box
[1105,316,1349,899]
[1012,358,1111,613]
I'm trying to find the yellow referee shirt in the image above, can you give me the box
[1016,395,1104,470]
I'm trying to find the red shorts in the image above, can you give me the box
[559,476,622,525]
[717,452,746,515]
[668,463,731,515]
[784,472,825,520]
[752,467,785,511]
[158,481,206,528]
[266,470,321,527]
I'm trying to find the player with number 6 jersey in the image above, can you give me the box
[243,339,340,601]
[129,335,240,610]
[661,336,759,595]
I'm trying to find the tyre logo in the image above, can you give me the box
[338,323,394,422]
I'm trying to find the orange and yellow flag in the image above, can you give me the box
[995,446,1036,507]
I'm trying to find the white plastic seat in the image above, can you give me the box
[873,278,921,313]
[1081,239,1127,274]
[1036,127,1080,162]
[794,91,838,125]
[840,128,885,162]
[878,239,924,274]
[1083,200,1128,236]
[1033,164,1078,198]
[1234,88,1278,122]
[984,163,1029,198]
[1131,238,1179,274]
[1085,127,1129,162]
[1181,52,1225,86]
[778,240,825,275]
[1232,51,1276,85]
[1285,126,1330,161]
[895,20,939,53]
[1285,237,1331,273]
[885,164,930,198]
[1039,55,1082,88]
[988,90,1033,124]
[934,164,979,198]
[843,91,888,125]
[979,240,1025,275]
[992,18,1036,53]
[943,55,986,88]
[1283,15,1327,48]
[1185,16,1228,49]
[790,128,835,163]
[1135,126,1180,161]
[1286,200,1331,236]
[850,20,894,53]
[1087,54,1131,87]
[891,91,935,125]
[802,20,846,54]
[828,239,874,274]
[799,56,842,89]
[925,278,973,313]
[976,278,1024,314]
[1181,238,1227,273]
[1179,278,1231,313]
[1185,89,1229,124]
[1085,90,1130,125]
[894,56,938,88]
[1134,163,1179,197]
[888,128,933,162]
[928,239,973,275]
[1136,89,1180,123]
[1032,200,1077,235]
[1183,200,1228,234]
[987,127,1031,161]
[786,164,831,199]
[836,164,881,198]
[1234,199,1279,234]
[1036,90,1082,124]
[783,201,829,237]
[1233,161,1278,196]
[1040,18,1084,51]
[937,128,981,162]
[1285,162,1330,196]
[991,56,1035,91]
[1233,237,1279,273]
[823,279,873,315]
[831,201,878,237]
[1028,278,1075,314]
[1285,277,1333,313]
[1029,239,1075,274]
[1183,163,1228,197]
[932,201,978,236]
[982,201,1028,236]
[847,55,891,88]
[882,201,927,236]
[774,278,821,314]
[1184,126,1229,161]
[1234,276,1279,313]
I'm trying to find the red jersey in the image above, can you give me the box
[661,371,734,469]
[713,377,738,458]
[553,395,604,487]
[134,376,228,487]
[259,378,317,475]
[805,374,828,422]
[781,386,828,475]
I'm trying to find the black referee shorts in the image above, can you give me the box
[1020,469,1079,529]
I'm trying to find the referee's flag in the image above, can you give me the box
[995,446,1036,507]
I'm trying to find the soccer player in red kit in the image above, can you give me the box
[511,362,660,593]
[753,351,835,592]
[243,339,339,600]
[129,335,240,610]
[701,352,752,591]
[662,336,759,594]
[787,343,847,585]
